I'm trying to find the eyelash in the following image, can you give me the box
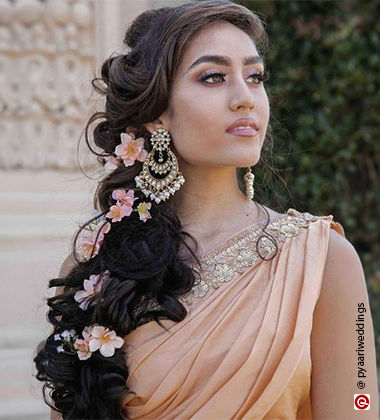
[199,70,269,84]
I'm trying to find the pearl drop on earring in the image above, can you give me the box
[244,167,255,200]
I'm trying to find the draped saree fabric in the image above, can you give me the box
[121,209,345,419]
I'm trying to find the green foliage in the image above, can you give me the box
[237,0,380,362]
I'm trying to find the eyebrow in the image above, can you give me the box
[185,54,264,73]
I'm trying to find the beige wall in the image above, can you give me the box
[0,0,188,418]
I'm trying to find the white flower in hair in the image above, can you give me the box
[88,326,124,357]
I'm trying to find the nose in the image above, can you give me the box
[229,79,255,112]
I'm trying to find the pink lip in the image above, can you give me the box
[227,127,259,137]
[226,117,259,132]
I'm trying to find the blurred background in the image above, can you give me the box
[0,0,378,418]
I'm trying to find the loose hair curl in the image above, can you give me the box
[34,1,274,419]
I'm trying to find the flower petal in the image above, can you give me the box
[104,162,118,173]
[114,144,126,156]
[136,137,145,147]
[82,326,93,340]
[99,222,111,237]
[89,338,101,352]
[79,299,90,311]
[83,279,95,292]
[78,351,92,360]
[99,343,115,357]
[74,290,87,303]
[120,132,133,144]
[90,326,105,338]
[122,158,135,167]
[112,189,126,201]
[137,149,148,162]
[111,336,124,349]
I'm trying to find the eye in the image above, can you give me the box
[199,70,268,84]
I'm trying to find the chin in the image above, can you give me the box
[238,153,261,168]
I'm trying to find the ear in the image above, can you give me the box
[144,121,160,135]
[144,111,170,135]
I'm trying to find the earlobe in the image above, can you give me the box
[143,122,157,134]
[144,118,167,135]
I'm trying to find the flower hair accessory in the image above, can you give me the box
[74,270,110,310]
[114,129,148,168]
[55,325,124,361]
[88,325,124,357]
[79,128,152,262]
[103,127,148,173]
[106,189,152,223]
[54,329,77,355]
[77,192,151,261]
[104,155,121,173]
[76,214,111,261]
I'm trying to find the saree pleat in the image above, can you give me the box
[121,215,345,419]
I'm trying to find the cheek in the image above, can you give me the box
[260,89,270,116]
[170,91,219,150]
[175,87,217,126]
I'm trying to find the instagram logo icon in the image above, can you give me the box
[354,394,370,410]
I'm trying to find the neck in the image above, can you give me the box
[170,163,260,235]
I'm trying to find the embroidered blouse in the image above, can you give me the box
[121,207,345,419]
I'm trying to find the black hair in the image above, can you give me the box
[33,1,276,418]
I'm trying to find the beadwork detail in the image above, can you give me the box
[131,208,336,324]
[178,208,333,305]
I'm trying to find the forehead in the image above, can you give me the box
[179,22,259,69]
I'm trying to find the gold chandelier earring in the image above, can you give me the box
[134,128,185,204]
[244,167,255,200]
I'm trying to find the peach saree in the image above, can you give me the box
[121,208,345,419]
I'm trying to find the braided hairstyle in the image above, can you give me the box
[33,1,272,418]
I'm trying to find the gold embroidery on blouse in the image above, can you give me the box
[178,208,332,306]
[131,208,335,325]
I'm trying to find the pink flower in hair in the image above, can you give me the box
[59,324,124,360]
[74,326,93,360]
[112,189,138,207]
[104,155,121,173]
[98,221,111,239]
[106,202,132,222]
[78,236,100,261]
[77,221,111,261]
[74,270,110,310]
[114,131,148,167]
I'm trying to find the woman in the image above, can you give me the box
[34,1,379,419]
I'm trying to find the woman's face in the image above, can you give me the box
[155,21,270,169]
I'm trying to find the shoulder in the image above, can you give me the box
[310,220,379,417]
[277,206,366,303]
[285,206,368,320]
[317,226,370,320]
[322,227,365,299]
[305,207,366,304]
[50,409,63,420]
[55,253,76,296]
[58,253,76,278]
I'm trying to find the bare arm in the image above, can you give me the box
[50,254,76,420]
[55,253,76,294]
[311,229,379,419]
